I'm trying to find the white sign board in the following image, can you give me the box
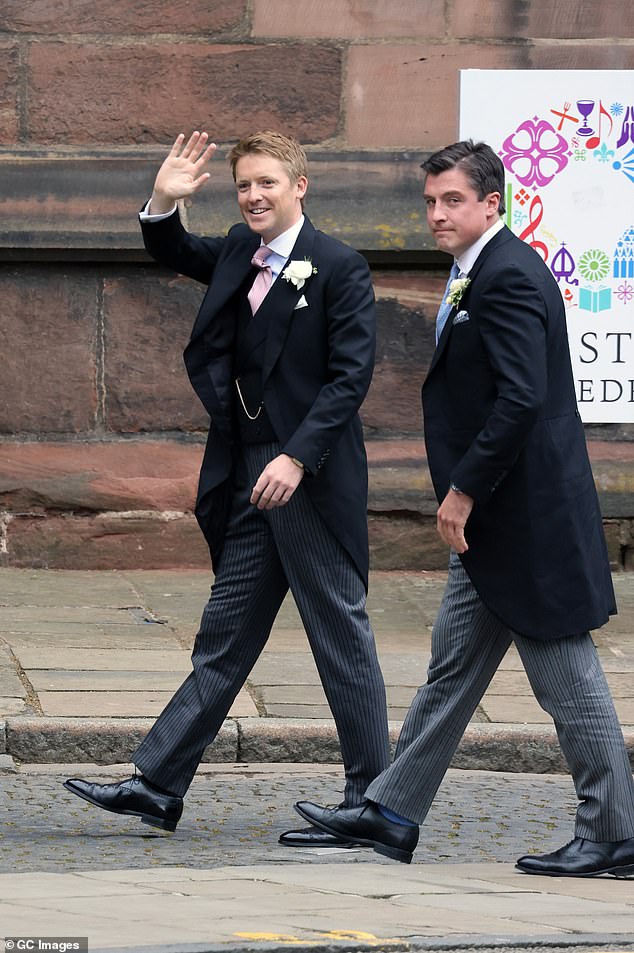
[460,70,634,422]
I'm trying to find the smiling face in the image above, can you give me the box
[424,166,501,259]
[235,154,308,243]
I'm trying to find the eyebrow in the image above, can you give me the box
[237,174,279,183]
[424,190,464,200]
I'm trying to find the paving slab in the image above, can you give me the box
[0,861,633,950]
[1,569,633,769]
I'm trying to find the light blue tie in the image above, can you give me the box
[435,261,460,344]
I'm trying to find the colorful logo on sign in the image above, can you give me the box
[498,98,634,314]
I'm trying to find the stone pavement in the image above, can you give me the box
[1,762,634,951]
[0,567,633,769]
[1,569,634,951]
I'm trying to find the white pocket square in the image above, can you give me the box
[453,310,469,325]
[294,295,309,310]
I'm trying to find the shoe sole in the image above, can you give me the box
[294,804,413,864]
[278,837,361,848]
[516,862,634,879]
[63,781,178,832]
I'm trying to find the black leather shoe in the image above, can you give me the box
[516,836,634,878]
[294,799,418,864]
[64,775,183,832]
[279,826,360,848]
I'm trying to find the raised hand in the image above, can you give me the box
[149,132,217,214]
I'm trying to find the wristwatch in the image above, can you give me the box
[289,457,304,470]
[449,482,463,494]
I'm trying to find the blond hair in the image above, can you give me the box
[228,131,308,184]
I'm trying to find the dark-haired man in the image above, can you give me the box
[296,140,634,877]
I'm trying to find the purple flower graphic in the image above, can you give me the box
[500,118,570,189]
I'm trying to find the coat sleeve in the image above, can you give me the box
[450,262,548,503]
[280,249,376,474]
[139,206,226,285]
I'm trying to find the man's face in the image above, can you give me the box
[235,154,307,243]
[424,167,500,258]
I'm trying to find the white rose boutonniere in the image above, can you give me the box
[282,259,318,291]
[446,276,470,307]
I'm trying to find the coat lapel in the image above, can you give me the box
[426,225,514,377]
[189,232,261,343]
[262,217,316,382]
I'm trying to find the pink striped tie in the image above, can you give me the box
[248,246,273,314]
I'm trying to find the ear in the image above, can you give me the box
[486,191,501,215]
[295,175,308,201]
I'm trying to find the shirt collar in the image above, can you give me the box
[456,218,505,276]
[262,215,305,260]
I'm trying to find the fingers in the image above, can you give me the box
[194,142,217,174]
[168,133,185,157]
[436,517,466,551]
[436,490,473,552]
[180,131,217,164]
[167,131,216,162]
[181,131,206,159]
[251,486,293,510]
[250,457,303,510]
[190,171,212,193]
[250,477,295,509]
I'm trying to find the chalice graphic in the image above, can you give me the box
[576,100,595,136]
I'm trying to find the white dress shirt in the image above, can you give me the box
[455,218,505,276]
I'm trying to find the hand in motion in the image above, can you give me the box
[436,487,474,553]
[251,454,304,511]
[149,131,217,214]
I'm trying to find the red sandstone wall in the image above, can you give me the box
[1,0,633,570]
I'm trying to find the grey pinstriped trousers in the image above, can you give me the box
[133,442,390,803]
[366,551,634,841]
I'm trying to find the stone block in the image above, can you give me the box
[103,273,209,432]
[5,512,210,570]
[6,716,237,763]
[0,155,160,254]
[452,0,634,39]
[362,273,439,434]
[0,440,202,512]
[0,0,246,34]
[368,461,432,513]
[374,272,449,340]
[0,152,436,255]
[345,44,527,148]
[530,45,634,69]
[452,724,568,773]
[35,687,256,718]
[27,43,342,145]
[603,520,623,571]
[237,717,342,763]
[363,362,425,435]
[369,515,447,571]
[0,669,26,698]
[0,699,28,716]
[0,267,98,433]
[253,0,445,38]
[0,42,19,142]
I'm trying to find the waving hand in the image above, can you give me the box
[149,131,217,214]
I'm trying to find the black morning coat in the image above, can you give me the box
[423,224,616,640]
[140,210,376,587]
